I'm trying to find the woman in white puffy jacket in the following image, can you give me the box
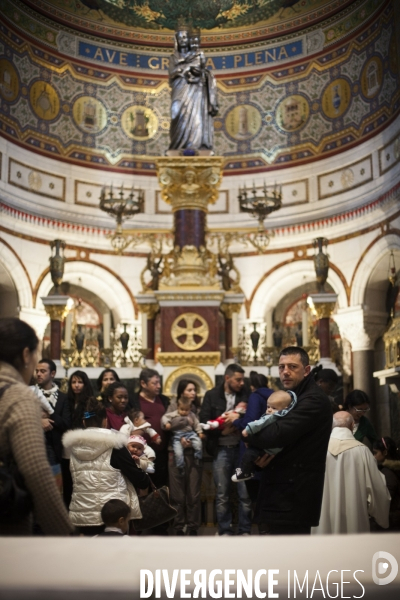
[63,398,149,535]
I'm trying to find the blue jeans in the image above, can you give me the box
[213,446,252,535]
[172,431,202,469]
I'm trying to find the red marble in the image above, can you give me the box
[160,306,219,352]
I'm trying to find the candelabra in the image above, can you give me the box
[238,182,282,252]
[100,184,144,253]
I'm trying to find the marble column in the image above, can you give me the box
[41,296,70,361]
[138,302,159,360]
[308,293,337,363]
[221,300,242,359]
[174,209,206,249]
[334,305,387,428]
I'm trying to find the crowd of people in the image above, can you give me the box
[0,317,399,537]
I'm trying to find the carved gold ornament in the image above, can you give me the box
[171,312,209,351]
[157,156,223,212]
[157,351,220,367]
[164,366,214,397]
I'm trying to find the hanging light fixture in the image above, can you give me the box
[237,181,282,252]
[100,183,144,253]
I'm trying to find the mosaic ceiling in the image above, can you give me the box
[19,0,355,45]
[0,0,398,175]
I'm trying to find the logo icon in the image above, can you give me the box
[372,551,398,585]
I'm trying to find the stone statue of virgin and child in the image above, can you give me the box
[168,26,218,152]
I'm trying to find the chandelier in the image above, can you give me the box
[100,184,144,252]
[238,182,282,252]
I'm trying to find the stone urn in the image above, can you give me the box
[250,323,260,361]
[97,326,104,350]
[313,237,329,292]
[120,324,130,365]
[75,324,85,353]
[49,239,66,294]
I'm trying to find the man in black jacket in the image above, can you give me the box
[247,347,332,535]
[36,359,71,494]
[199,364,251,536]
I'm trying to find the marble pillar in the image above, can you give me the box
[308,293,337,364]
[41,296,70,361]
[334,305,387,429]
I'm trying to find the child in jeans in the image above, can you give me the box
[161,398,205,472]
[232,389,297,482]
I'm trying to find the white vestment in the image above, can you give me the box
[312,426,390,534]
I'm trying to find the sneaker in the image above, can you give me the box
[231,468,253,482]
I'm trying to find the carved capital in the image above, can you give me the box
[42,298,69,322]
[308,293,337,319]
[140,303,159,320]
[334,306,387,351]
[220,302,242,319]
[157,156,223,212]
[313,302,336,320]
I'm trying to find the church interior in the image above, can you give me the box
[1,0,400,464]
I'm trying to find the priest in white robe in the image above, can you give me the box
[312,411,390,534]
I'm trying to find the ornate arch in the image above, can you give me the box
[249,258,348,320]
[34,259,137,323]
[163,366,214,398]
[0,238,33,309]
[350,232,400,307]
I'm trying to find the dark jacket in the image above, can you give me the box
[199,383,248,458]
[248,374,332,527]
[354,415,378,446]
[45,390,71,463]
[380,460,400,530]
[233,386,273,470]
[128,392,170,412]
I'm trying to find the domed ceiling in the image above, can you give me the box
[20,0,354,45]
[1,0,399,175]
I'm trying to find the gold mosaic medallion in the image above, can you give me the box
[225,104,262,140]
[30,81,60,120]
[0,59,19,102]
[361,56,383,99]
[276,95,309,131]
[322,79,351,118]
[121,105,158,140]
[73,96,107,133]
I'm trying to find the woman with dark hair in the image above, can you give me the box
[68,370,94,429]
[0,317,73,535]
[63,397,149,535]
[224,370,273,508]
[343,389,378,446]
[162,379,203,536]
[372,437,400,531]
[168,378,200,414]
[104,381,129,431]
[96,368,120,402]
[62,371,95,507]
